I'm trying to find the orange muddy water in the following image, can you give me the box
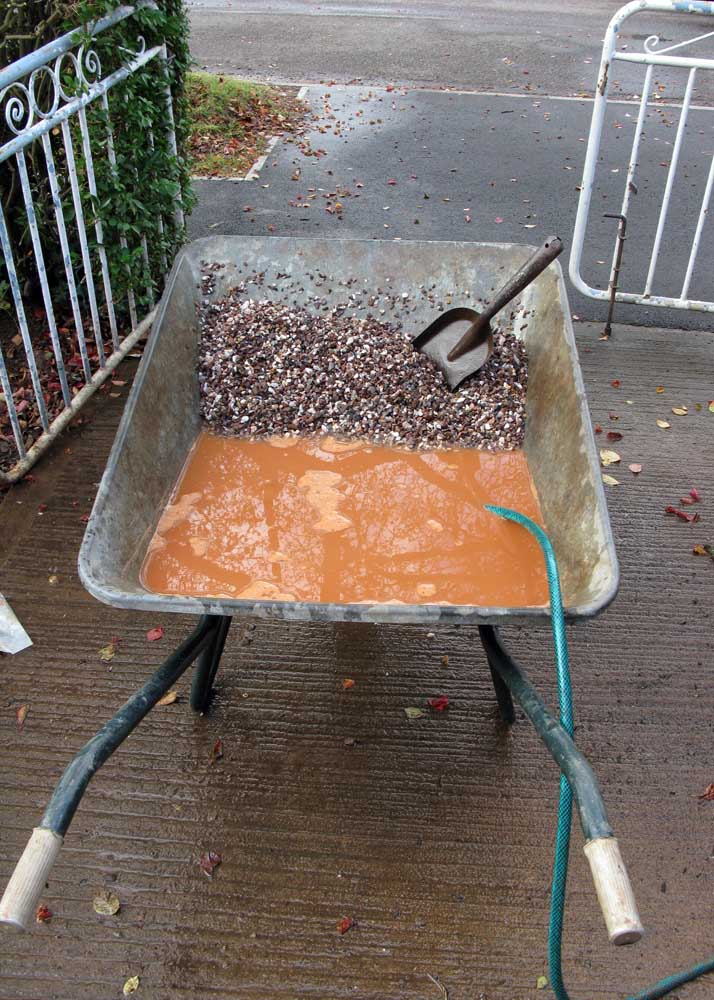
[141,433,548,607]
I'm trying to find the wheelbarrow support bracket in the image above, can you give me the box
[0,613,231,931]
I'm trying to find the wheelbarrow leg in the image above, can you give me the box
[479,625,516,724]
[0,614,224,931]
[190,615,232,713]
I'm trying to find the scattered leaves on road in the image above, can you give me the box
[93,890,121,916]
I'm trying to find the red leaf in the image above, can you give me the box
[690,487,701,502]
[594,424,602,434]
[80,514,90,523]
[606,431,623,442]
[211,738,224,762]
[610,379,621,388]
[146,627,164,642]
[199,850,222,875]
[386,178,397,185]
[342,678,355,690]
[337,916,355,934]
[680,497,694,506]
[698,784,714,801]
[37,503,48,513]
[675,509,694,522]
[428,695,450,712]
[36,905,52,923]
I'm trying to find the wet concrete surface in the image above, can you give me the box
[1,321,713,999]
[189,85,714,331]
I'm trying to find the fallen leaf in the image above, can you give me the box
[123,976,140,996]
[441,655,449,666]
[16,704,28,731]
[692,544,710,556]
[146,626,164,642]
[628,463,642,474]
[404,707,425,720]
[99,639,119,662]
[698,784,714,801]
[93,890,121,916]
[337,915,355,934]
[157,690,178,706]
[428,696,449,712]
[600,449,621,466]
[36,904,52,923]
[606,431,623,442]
[48,574,59,585]
[709,401,714,413]
[594,424,602,434]
[387,178,397,185]
[342,678,355,690]
[602,474,619,486]
[671,407,687,416]
[656,419,671,429]
[690,487,701,502]
[656,386,665,393]
[537,976,548,990]
[211,738,224,762]
[611,379,621,388]
[199,850,222,875]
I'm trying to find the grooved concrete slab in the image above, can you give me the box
[1,322,713,1000]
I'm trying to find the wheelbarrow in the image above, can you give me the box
[0,236,642,949]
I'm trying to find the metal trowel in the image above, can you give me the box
[413,236,563,390]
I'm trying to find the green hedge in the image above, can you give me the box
[0,1,193,325]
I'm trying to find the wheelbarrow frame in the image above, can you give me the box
[0,237,640,946]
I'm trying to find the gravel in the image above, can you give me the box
[198,288,528,450]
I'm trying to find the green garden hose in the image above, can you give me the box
[484,504,714,1000]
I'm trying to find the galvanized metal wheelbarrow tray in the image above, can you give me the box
[0,237,642,948]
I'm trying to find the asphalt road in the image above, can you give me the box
[188,0,714,102]
[190,86,714,330]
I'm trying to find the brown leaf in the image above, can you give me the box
[698,784,714,801]
[157,690,178,706]
[199,850,222,875]
[606,431,623,442]
[35,904,52,923]
[342,678,355,690]
[656,385,665,393]
[337,915,355,934]
[16,704,28,731]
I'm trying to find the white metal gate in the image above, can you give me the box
[570,0,714,315]
[0,1,183,485]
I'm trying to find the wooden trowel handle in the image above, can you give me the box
[448,236,563,361]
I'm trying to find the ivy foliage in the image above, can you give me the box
[0,0,193,327]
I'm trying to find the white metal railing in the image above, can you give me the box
[0,1,182,485]
[570,0,714,315]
